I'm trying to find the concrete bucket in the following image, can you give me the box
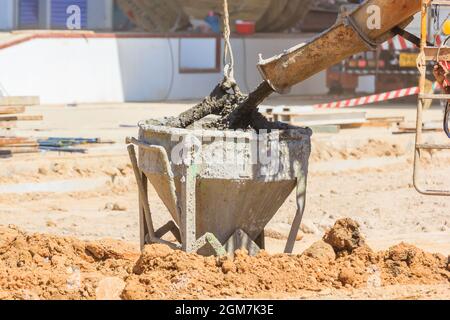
[127,122,311,256]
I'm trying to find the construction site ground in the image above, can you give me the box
[1,97,449,300]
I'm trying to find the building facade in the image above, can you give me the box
[0,0,116,31]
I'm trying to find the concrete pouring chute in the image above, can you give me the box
[258,0,422,93]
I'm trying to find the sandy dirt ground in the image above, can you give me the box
[0,98,449,299]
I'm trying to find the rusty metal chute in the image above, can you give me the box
[258,0,422,92]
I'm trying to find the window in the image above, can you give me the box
[18,0,39,29]
[179,37,221,73]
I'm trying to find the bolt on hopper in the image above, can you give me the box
[127,122,312,256]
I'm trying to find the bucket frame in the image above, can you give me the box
[127,136,307,256]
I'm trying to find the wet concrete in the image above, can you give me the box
[165,81,285,130]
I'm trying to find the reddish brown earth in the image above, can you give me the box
[0,219,448,300]
[0,101,448,299]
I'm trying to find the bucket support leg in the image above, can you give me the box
[255,230,265,250]
[285,173,307,254]
[180,164,227,256]
[127,142,181,250]
[139,172,149,249]
[128,144,155,249]
[181,165,198,253]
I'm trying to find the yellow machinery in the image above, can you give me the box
[414,0,450,196]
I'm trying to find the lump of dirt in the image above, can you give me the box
[338,267,357,286]
[323,218,366,254]
[132,244,173,275]
[0,226,21,253]
[220,258,237,274]
[381,243,449,285]
[104,202,127,212]
[85,239,137,261]
[132,244,214,275]
[95,277,126,300]
[302,241,336,263]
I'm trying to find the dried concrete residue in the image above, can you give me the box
[0,219,448,300]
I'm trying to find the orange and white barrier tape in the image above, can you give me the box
[314,86,420,109]
[380,35,446,51]
[381,35,417,50]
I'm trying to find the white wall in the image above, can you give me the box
[0,0,14,30]
[0,35,327,104]
[0,38,124,104]
[116,38,175,101]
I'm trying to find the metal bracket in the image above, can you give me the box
[445,101,450,138]
[192,233,227,257]
[284,168,308,254]
[343,14,380,50]
[155,221,182,243]
[391,26,434,47]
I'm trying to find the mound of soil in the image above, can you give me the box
[0,226,137,300]
[0,219,448,300]
[381,243,450,285]
[122,218,448,299]
[302,241,336,263]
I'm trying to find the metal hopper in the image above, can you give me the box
[127,123,311,256]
